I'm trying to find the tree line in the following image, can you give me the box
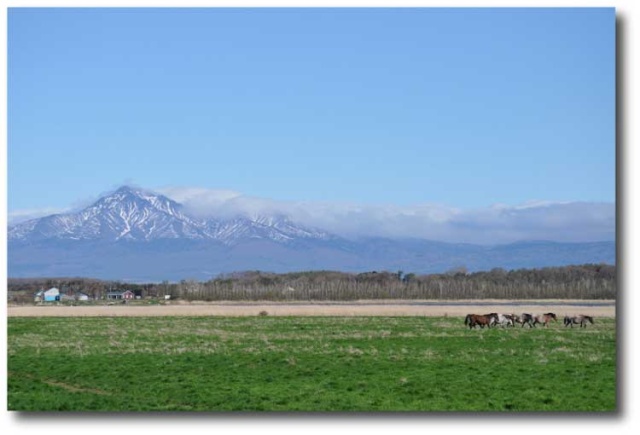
[7,263,615,302]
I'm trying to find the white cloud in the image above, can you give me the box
[9,186,613,244]
[158,186,615,245]
[445,201,615,244]
[156,186,243,217]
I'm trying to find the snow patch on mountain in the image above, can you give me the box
[8,185,334,245]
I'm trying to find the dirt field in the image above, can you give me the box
[7,299,616,317]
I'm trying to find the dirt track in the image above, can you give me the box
[7,300,616,318]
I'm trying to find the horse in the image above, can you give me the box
[532,312,557,327]
[464,314,496,329]
[575,315,594,328]
[485,313,499,327]
[519,313,535,328]
[564,315,594,328]
[494,313,516,327]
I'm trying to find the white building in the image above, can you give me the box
[42,287,60,302]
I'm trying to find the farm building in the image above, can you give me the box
[76,292,90,301]
[35,287,60,302]
[44,287,60,302]
[106,290,135,300]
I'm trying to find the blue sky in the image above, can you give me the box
[7,8,615,240]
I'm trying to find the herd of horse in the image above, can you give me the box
[463,312,595,329]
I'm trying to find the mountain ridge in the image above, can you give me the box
[8,186,615,281]
[8,186,334,246]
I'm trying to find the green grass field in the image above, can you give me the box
[8,316,616,412]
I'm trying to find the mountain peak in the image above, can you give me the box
[8,186,333,245]
[111,185,152,199]
[116,185,136,193]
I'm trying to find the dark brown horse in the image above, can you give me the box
[464,313,496,329]
[532,312,557,327]
[519,313,535,328]
[564,315,594,328]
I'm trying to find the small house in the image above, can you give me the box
[106,290,134,300]
[76,292,90,301]
[106,291,124,300]
[43,287,60,302]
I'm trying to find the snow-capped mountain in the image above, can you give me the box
[8,186,333,245]
[204,215,331,244]
[7,185,615,281]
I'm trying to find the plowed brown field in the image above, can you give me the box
[7,299,615,317]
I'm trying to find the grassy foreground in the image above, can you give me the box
[8,316,616,412]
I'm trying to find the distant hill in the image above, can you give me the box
[8,186,615,281]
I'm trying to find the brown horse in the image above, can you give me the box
[464,313,496,329]
[532,312,557,327]
[564,315,594,328]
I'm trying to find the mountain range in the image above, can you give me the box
[8,186,615,282]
